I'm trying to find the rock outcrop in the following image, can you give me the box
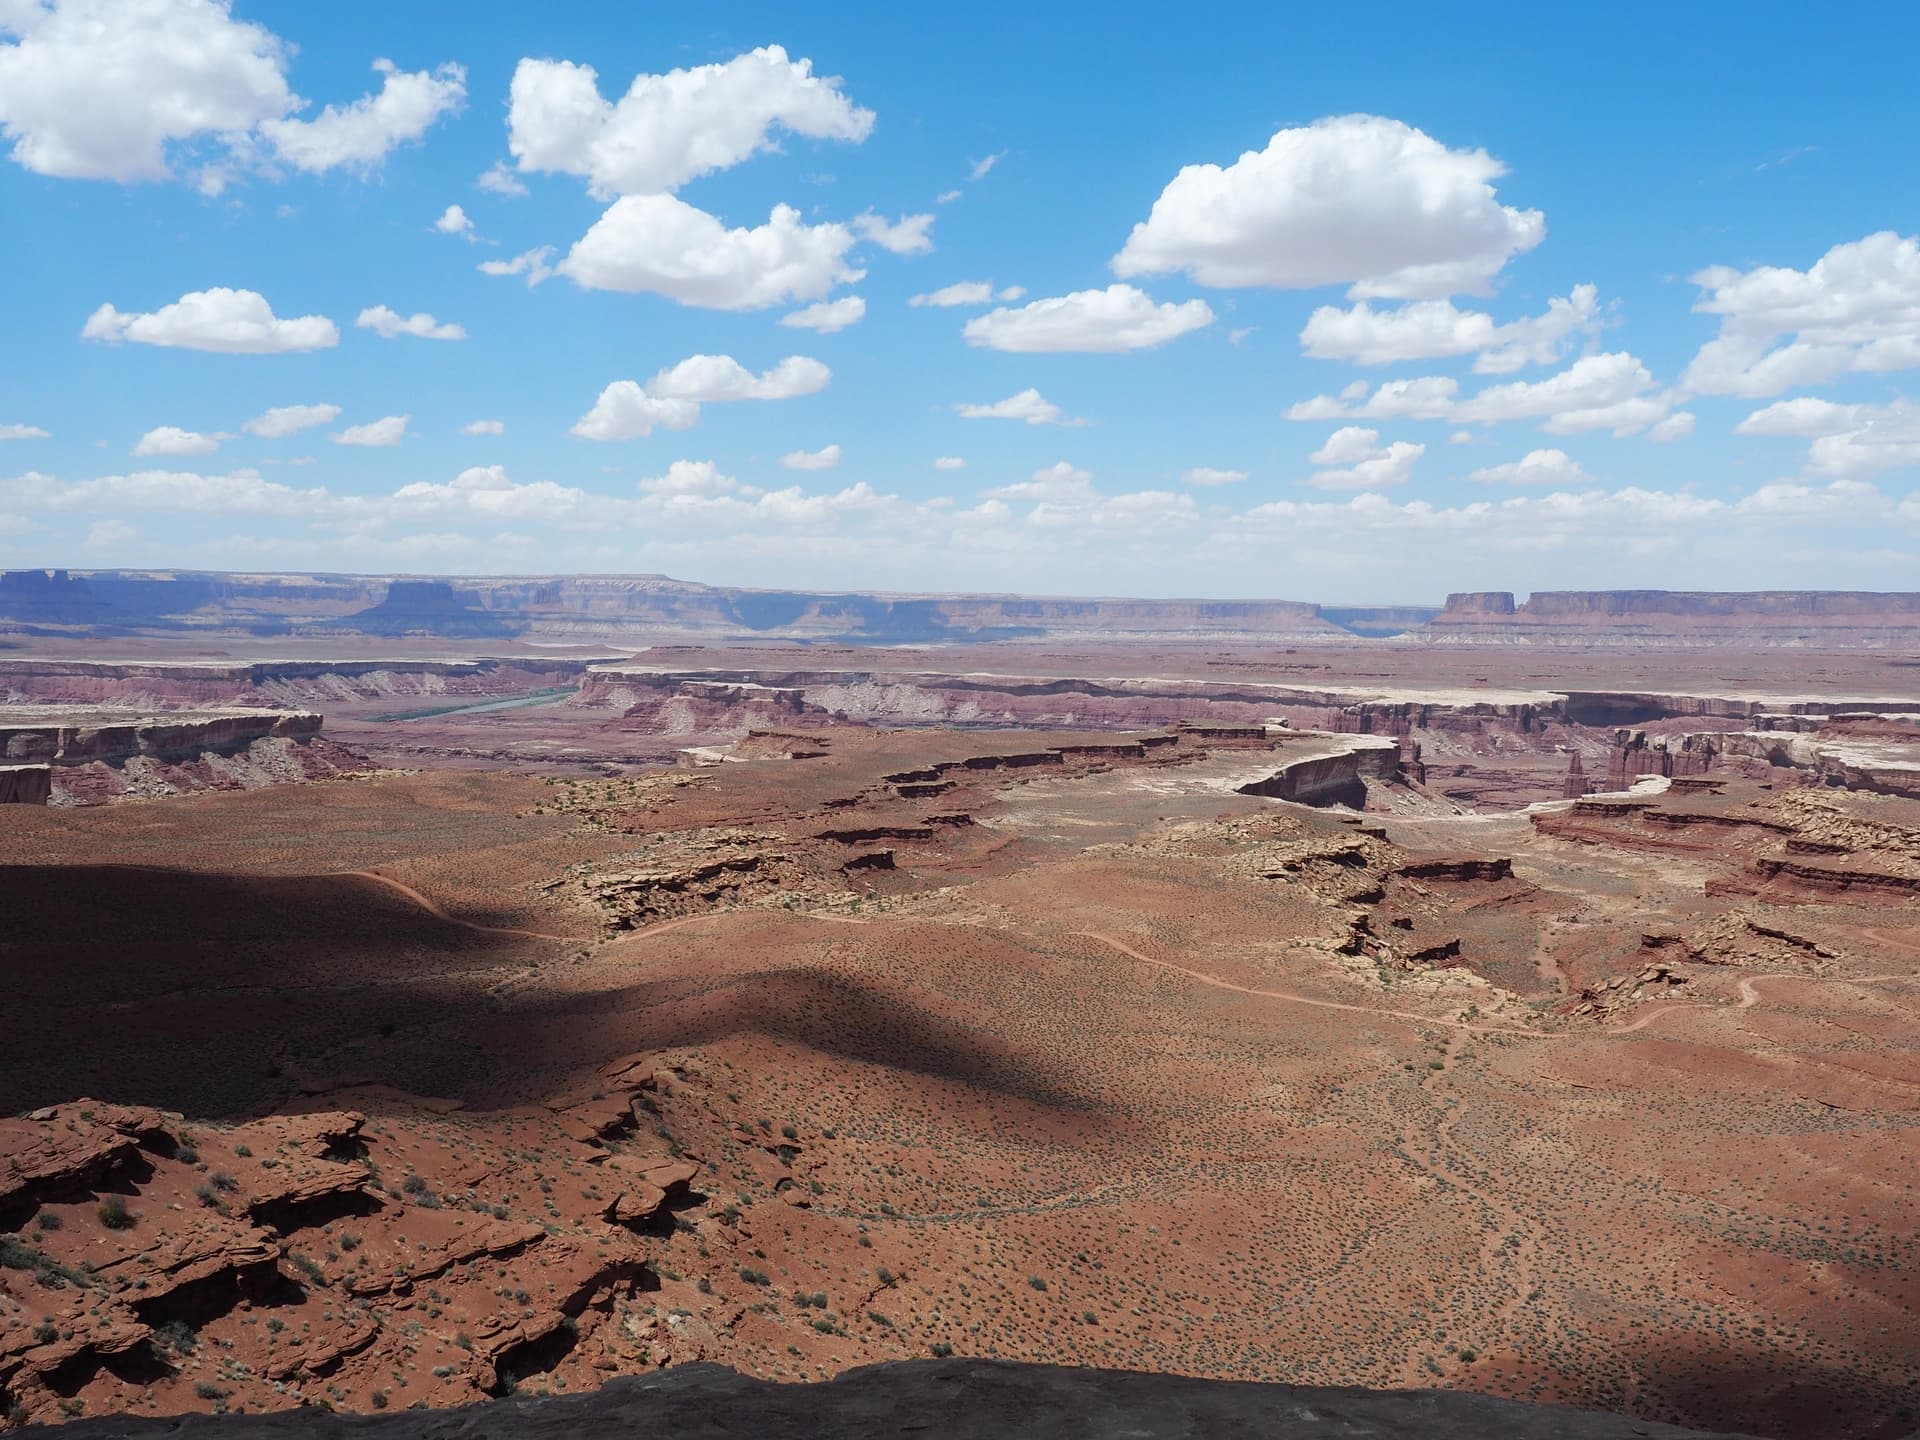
[0,708,359,806]
[21,1357,1778,1438]
[1235,736,1404,807]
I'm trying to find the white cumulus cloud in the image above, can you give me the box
[132,425,227,457]
[506,45,872,197]
[1304,427,1424,490]
[962,284,1214,353]
[639,460,737,497]
[559,196,861,309]
[479,246,555,287]
[82,287,338,353]
[1181,467,1247,486]
[646,354,830,402]
[1454,353,1669,435]
[953,388,1085,426]
[1738,398,1920,478]
[476,160,526,196]
[934,456,966,470]
[1300,285,1602,372]
[434,203,475,238]
[780,444,842,471]
[853,211,934,255]
[570,385,700,442]
[1114,114,1545,299]
[1289,353,1674,437]
[333,414,409,447]
[571,354,828,441]
[990,461,1100,505]
[0,0,290,183]
[244,403,339,438]
[910,281,1024,308]
[1683,231,1920,397]
[260,59,465,174]
[0,423,49,441]
[462,419,506,436]
[780,296,866,333]
[355,305,466,341]
[1467,448,1592,486]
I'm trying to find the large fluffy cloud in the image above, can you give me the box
[961,284,1214,353]
[1683,232,1920,397]
[82,287,338,353]
[571,354,828,440]
[559,196,861,309]
[0,0,288,182]
[1113,115,1544,299]
[1300,285,1601,372]
[0,2,460,188]
[258,59,465,174]
[506,45,872,197]
[1453,353,1669,435]
[569,385,700,442]
[1738,397,1920,478]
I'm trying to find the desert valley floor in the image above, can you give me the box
[4,614,1920,1439]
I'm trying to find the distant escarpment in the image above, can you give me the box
[0,570,1418,645]
[1424,590,1920,647]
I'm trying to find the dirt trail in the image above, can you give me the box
[1073,931,1548,1038]
[341,869,581,943]
[1388,1029,1539,1386]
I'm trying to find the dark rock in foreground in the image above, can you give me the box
[30,1358,1779,1438]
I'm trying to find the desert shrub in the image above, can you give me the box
[96,1196,135,1231]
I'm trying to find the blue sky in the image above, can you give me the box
[3,0,1919,602]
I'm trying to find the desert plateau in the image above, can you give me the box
[2,573,1917,1439]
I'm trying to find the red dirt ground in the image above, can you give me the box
[3,722,1917,1438]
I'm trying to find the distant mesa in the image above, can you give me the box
[9,570,1920,648]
